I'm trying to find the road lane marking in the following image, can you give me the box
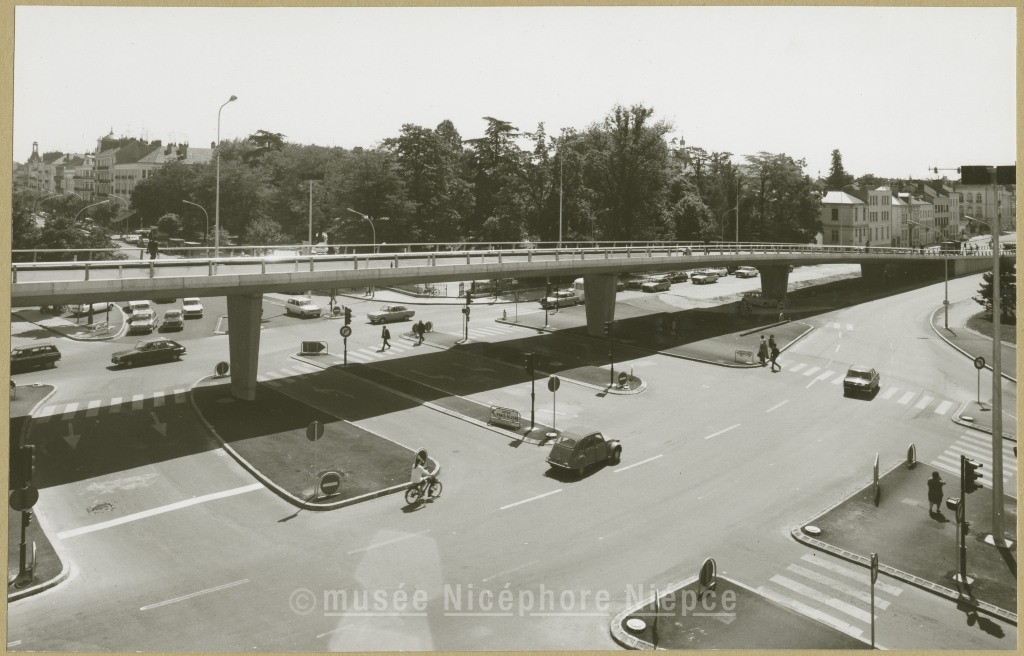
[914,395,933,410]
[174,389,186,403]
[109,397,122,413]
[756,586,863,639]
[806,370,835,389]
[831,375,843,384]
[500,489,562,510]
[85,400,102,417]
[614,454,663,473]
[786,564,890,609]
[132,394,144,410]
[835,344,840,352]
[152,391,165,407]
[57,483,264,540]
[788,363,807,373]
[346,530,431,554]
[800,554,903,595]
[846,324,853,331]
[934,400,954,415]
[7,641,21,648]
[292,363,319,373]
[769,575,872,623]
[37,405,57,420]
[766,400,789,413]
[263,371,284,379]
[60,403,79,420]
[704,424,741,440]
[880,387,898,400]
[482,559,540,582]
[897,392,916,405]
[957,433,1017,459]
[802,366,821,377]
[140,579,249,611]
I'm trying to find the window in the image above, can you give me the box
[976,193,982,203]
[831,208,839,221]
[831,230,838,242]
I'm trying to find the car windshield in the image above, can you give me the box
[556,436,577,447]
[184,300,199,306]
[849,370,872,380]
[166,312,181,317]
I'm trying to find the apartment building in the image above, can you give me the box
[819,191,868,246]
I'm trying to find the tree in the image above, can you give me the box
[856,173,887,187]
[156,213,183,238]
[35,216,125,261]
[243,216,287,246]
[244,130,287,164]
[744,152,821,243]
[11,194,40,259]
[129,162,201,227]
[825,149,854,191]
[975,255,1016,322]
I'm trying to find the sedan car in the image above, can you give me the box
[285,297,323,318]
[641,278,671,292]
[691,273,718,285]
[367,304,415,324]
[546,429,621,477]
[127,311,158,335]
[667,270,689,283]
[162,310,184,331]
[540,291,581,309]
[68,302,113,317]
[182,298,204,318]
[734,266,759,278]
[11,343,61,372]
[111,339,186,368]
[126,300,153,317]
[843,365,880,397]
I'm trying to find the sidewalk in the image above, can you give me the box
[794,461,1017,619]
[8,384,65,601]
[12,305,127,341]
[953,401,1017,440]
[931,300,1016,382]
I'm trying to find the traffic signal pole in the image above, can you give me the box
[988,183,1006,547]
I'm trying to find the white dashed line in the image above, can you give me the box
[704,424,741,440]
[614,454,663,473]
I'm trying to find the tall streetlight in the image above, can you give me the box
[305,174,325,254]
[32,192,59,213]
[182,200,209,243]
[109,193,131,232]
[588,208,609,243]
[215,95,238,258]
[346,208,375,247]
[558,156,564,249]
[74,200,109,224]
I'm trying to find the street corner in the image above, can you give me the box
[953,400,1018,440]
[611,575,870,650]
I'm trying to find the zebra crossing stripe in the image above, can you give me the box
[132,395,144,411]
[786,564,890,609]
[934,400,954,415]
[800,554,903,596]
[914,395,933,410]
[957,435,1017,462]
[278,368,300,377]
[880,387,898,400]
[109,397,122,414]
[60,403,79,420]
[38,405,57,418]
[756,586,864,639]
[769,575,873,623]
[802,366,821,377]
[897,392,916,405]
[789,363,807,373]
[831,375,843,385]
[153,391,165,407]
[816,371,835,381]
[263,371,284,379]
[846,324,853,331]
[86,400,102,417]
[949,443,1017,472]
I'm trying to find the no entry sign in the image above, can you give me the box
[318,471,343,497]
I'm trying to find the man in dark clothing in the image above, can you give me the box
[147,239,159,260]
[927,471,945,514]
[768,334,780,372]
[381,325,391,351]
[757,335,768,367]
[415,320,425,345]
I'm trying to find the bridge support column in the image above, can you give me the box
[860,263,887,288]
[757,266,789,299]
[227,293,263,401]
[583,274,618,337]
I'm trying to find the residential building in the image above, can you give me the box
[819,191,867,246]
[955,181,1016,235]
[891,193,909,246]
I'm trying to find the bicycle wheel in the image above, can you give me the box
[404,486,422,505]
[427,479,442,499]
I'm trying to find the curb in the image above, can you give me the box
[189,375,438,510]
[8,385,74,603]
[930,306,1016,383]
[12,305,128,342]
[790,459,1018,625]
[292,355,548,445]
[950,400,1016,442]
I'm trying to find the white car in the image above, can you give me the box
[641,278,671,292]
[367,305,415,324]
[126,300,153,317]
[127,310,157,335]
[285,297,322,318]
[734,266,759,278]
[68,302,112,317]
[540,291,581,309]
[691,273,718,285]
[182,298,204,318]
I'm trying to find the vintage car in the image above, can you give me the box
[641,277,671,293]
[367,304,415,324]
[690,273,718,285]
[125,300,153,317]
[285,297,323,318]
[127,310,158,335]
[741,292,784,312]
[546,429,622,477]
[667,270,689,283]
[11,343,61,372]
[734,266,759,278]
[111,338,186,368]
[540,290,581,309]
[182,298,204,318]
[843,365,881,397]
[68,302,113,317]
[162,309,184,331]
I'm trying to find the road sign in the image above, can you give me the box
[300,340,327,355]
[547,376,560,393]
[318,471,343,497]
[699,557,717,591]
[424,321,433,333]
[306,421,324,442]
[340,326,352,338]
[9,486,38,512]
[215,361,230,377]
[618,371,629,386]
[870,552,878,584]
[490,406,522,430]
[974,356,986,370]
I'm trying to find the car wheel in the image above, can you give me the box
[575,464,586,478]
[611,447,622,464]
[125,360,134,369]
[46,361,56,369]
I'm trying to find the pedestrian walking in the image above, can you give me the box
[415,320,425,345]
[757,335,769,367]
[147,238,159,260]
[381,325,391,351]
[927,471,945,514]
[769,334,780,372]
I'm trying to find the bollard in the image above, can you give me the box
[394,253,398,268]
[528,250,532,262]
[85,263,90,281]
[209,260,213,276]
[150,261,155,278]
[310,257,315,272]
[262,259,266,274]
[118,265,122,279]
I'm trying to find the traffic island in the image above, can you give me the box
[191,379,436,509]
[12,306,126,341]
[793,460,1017,621]
[8,384,66,601]
[931,301,1016,382]
[953,401,1017,440]
[610,575,869,650]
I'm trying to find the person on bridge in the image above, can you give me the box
[927,471,945,514]
[381,325,391,351]
[147,239,159,260]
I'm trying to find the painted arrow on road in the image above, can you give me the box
[312,387,354,398]
[452,363,497,373]
[410,370,455,382]
[63,422,81,450]
[150,412,167,437]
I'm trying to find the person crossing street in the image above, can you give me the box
[768,334,780,372]
[380,325,391,351]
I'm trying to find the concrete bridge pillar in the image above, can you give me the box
[583,274,618,337]
[757,266,789,299]
[227,293,263,401]
[860,263,887,287]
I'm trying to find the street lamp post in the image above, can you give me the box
[909,219,947,328]
[346,208,375,247]
[984,168,1006,548]
[182,200,209,244]
[215,95,238,258]
[588,208,609,243]
[74,200,109,224]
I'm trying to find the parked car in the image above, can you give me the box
[111,338,186,368]
[546,429,622,477]
[125,300,153,317]
[68,302,113,317]
[691,273,718,285]
[734,266,759,278]
[741,292,784,312]
[285,297,322,319]
[843,366,880,397]
[616,280,626,292]
[182,298,204,318]
[540,290,581,309]
[11,343,61,372]
[624,276,651,291]
[127,310,158,335]
[367,304,415,323]
[667,270,689,283]
[162,309,184,331]
[704,267,729,277]
[154,297,177,304]
[641,277,671,292]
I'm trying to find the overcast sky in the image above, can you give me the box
[13,6,1015,179]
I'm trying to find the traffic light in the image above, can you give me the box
[525,352,535,377]
[20,445,34,488]
[964,457,984,493]
[343,306,352,326]
[604,321,612,337]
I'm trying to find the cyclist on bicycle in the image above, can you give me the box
[411,458,432,498]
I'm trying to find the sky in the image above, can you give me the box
[13,6,1016,180]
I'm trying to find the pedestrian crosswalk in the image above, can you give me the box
[35,388,191,422]
[257,361,321,387]
[328,340,415,364]
[775,357,961,417]
[758,553,902,642]
[929,433,1017,488]
[446,324,529,342]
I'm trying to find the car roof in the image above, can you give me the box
[848,365,873,373]
[557,428,597,440]
[183,298,201,303]
[13,343,56,351]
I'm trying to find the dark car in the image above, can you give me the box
[546,429,622,477]
[11,343,61,372]
[111,339,186,368]
[667,270,689,283]
[843,365,880,397]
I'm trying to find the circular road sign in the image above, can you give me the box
[547,376,560,393]
[618,371,629,386]
[215,361,230,377]
[870,552,879,584]
[340,326,352,338]
[9,485,39,512]
[974,356,986,370]
[306,421,325,442]
[699,557,717,589]
[318,471,343,497]
[424,321,433,333]
[907,443,917,469]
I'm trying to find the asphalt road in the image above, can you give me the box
[7,271,1016,651]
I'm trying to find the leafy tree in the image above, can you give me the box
[825,148,854,191]
[11,195,40,258]
[744,152,821,243]
[35,216,125,261]
[156,213,183,238]
[856,173,887,187]
[243,216,287,245]
[465,117,526,238]
[975,255,1016,322]
[244,130,287,164]
[130,162,201,226]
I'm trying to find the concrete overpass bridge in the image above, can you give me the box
[11,241,995,400]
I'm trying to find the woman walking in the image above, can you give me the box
[927,471,945,514]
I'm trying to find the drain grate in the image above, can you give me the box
[86,502,116,515]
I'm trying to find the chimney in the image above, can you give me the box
[211,141,216,149]
[153,139,161,147]
[165,143,173,155]
[179,143,188,159]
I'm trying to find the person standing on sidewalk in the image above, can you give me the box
[769,335,780,372]
[147,238,159,260]
[416,320,425,345]
[927,471,945,514]
[381,325,391,351]
[757,335,769,367]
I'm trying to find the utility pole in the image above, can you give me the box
[558,157,563,249]
[988,166,1004,547]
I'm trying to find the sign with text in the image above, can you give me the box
[489,406,522,430]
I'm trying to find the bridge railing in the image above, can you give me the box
[10,241,1001,286]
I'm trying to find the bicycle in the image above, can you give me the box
[405,475,442,505]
